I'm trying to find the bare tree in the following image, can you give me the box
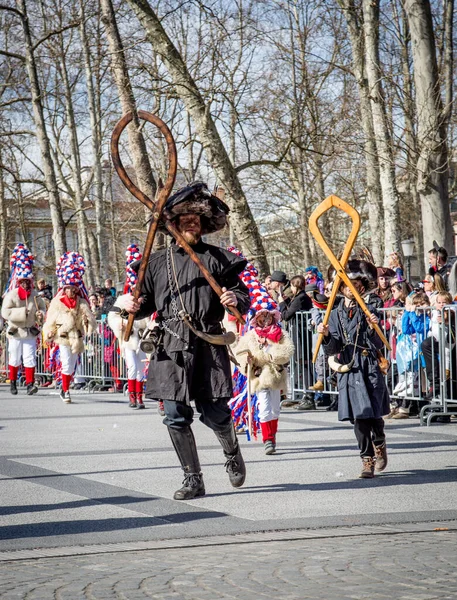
[403,0,454,260]
[100,0,159,244]
[79,0,107,278]
[362,0,401,259]
[337,0,385,264]
[125,0,269,276]
[3,0,68,258]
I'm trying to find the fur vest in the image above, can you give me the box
[107,295,149,353]
[1,289,47,339]
[43,295,97,354]
[235,328,295,392]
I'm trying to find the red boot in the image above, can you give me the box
[25,367,38,395]
[60,374,72,403]
[9,365,18,395]
[136,380,145,410]
[127,379,136,408]
[260,421,276,455]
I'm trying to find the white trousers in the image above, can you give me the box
[59,345,79,376]
[124,347,146,381]
[257,388,281,422]
[8,337,37,368]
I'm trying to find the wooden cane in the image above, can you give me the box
[111,111,177,341]
[309,195,391,363]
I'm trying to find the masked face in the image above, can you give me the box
[64,286,77,299]
[19,279,31,291]
[255,312,274,328]
[177,214,202,245]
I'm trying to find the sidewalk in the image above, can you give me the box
[1,384,457,597]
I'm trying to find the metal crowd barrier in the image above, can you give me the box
[0,320,133,393]
[287,306,457,426]
[0,307,456,424]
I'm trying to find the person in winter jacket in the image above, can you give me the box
[318,259,390,479]
[389,292,430,419]
[1,244,46,396]
[235,308,294,454]
[43,252,97,404]
[421,291,455,400]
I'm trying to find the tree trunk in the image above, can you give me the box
[403,0,454,262]
[362,0,401,260]
[0,148,8,290]
[337,0,384,265]
[57,31,95,289]
[100,0,159,249]
[16,0,66,259]
[125,0,269,277]
[80,0,107,280]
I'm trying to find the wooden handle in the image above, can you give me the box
[110,110,177,342]
[309,195,361,362]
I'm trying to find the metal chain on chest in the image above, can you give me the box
[160,247,182,340]
[338,307,361,362]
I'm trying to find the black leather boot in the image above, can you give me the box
[214,424,246,488]
[10,380,17,396]
[168,427,205,500]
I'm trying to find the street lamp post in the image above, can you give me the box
[401,239,415,283]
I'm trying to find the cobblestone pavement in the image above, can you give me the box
[1,528,457,599]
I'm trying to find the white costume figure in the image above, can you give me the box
[107,244,149,409]
[1,243,46,396]
[43,252,97,403]
[235,308,295,454]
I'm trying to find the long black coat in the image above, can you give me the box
[322,302,390,421]
[136,241,250,403]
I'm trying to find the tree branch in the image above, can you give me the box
[235,140,293,173]
[0,97,32,108]
[0,49,25,62]
[0,4,23,18]
[32,21,81,53]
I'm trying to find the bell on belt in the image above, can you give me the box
[361,349,369,357]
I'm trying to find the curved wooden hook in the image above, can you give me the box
[110,110,177,341]
[111,110,177,213]
[309,195,390,361]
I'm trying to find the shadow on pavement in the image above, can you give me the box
[0,495,162,516]
[0,511,227,539]
[202,466,457,497]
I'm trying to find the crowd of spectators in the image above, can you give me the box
[263,246,457,420]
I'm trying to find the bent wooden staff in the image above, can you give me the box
[111,110,245,342]
[111,111,177,341]
[309,195,391,363]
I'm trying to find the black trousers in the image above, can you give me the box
[163,397,233,432]
[354,418,385,458]
[421,337,440,388]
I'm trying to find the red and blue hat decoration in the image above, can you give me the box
[5,243,35,294]
[227,246,278,329]
[56,252,89,301]
[124,244,142,294]
[227,246,279,441]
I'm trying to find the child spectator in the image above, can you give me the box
[390,292,430,419]
[421,291,455,400]
[388,252,404,281]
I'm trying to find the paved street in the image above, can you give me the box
[1,384,457,598]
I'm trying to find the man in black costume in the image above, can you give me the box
[124,182,251,499]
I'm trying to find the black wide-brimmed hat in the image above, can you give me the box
[328,259,378,291]
[162,181,229,235]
